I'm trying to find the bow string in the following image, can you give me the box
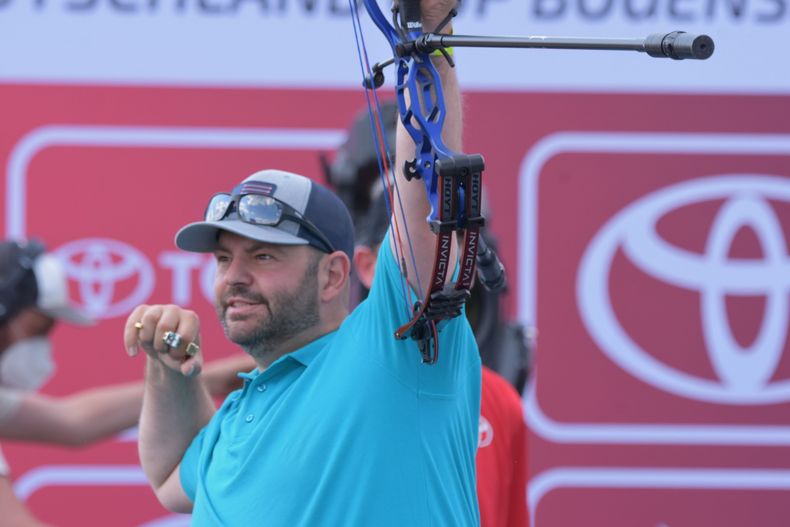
[349,0,486,364]
[347,0,713,364]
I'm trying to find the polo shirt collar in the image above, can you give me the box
[237,329,335,381]
[288,330,335,367]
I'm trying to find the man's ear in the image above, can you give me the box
[353,246,377,290]
[319,252,351,303]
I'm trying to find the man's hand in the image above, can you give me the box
[124,304,202,378]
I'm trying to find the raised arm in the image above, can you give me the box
[390,0,462,291]
[124,304,216,513]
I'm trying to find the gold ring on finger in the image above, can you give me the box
[185,342,200,357]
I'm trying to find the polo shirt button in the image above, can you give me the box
[245,414,255,423]
[256,384,267,392]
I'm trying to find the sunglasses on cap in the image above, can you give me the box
[204,189,336,254]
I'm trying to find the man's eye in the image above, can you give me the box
[255,253,272,261]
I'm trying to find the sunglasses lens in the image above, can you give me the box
[205,194,232,221]
[239,195,283,225]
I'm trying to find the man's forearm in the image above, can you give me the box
[58,382,143,444]
[1,383,145,446]
[392,22,463,288]
[138,358,214,492]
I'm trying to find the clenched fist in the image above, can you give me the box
[124,304,202,378]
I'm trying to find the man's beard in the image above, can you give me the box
[216,257,321,359]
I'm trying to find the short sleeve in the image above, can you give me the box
[179,426,207,501]
[360,231,480,395]
[364,231,416,331]
[366,231,471,334]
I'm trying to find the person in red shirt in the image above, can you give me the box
[477,367,529,527]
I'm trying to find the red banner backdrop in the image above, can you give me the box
[0,84,788,525]
[518,100,790,526]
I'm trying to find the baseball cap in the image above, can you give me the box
[0,240,93,326]
[176,169,355,260]
[0,241,40,324]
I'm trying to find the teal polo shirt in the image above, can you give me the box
[180,235,482,526]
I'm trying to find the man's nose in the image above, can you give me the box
[221,256,254,286]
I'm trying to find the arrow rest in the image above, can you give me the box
[403,159,420,181]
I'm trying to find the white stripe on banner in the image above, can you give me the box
[5,125,346,238]
[13,464,148,500]
[0,1,785,92]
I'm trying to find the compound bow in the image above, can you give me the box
[349,0,713,364]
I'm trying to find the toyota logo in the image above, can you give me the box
[53,238,154,320]
[578,175,790,405]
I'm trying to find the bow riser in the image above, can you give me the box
[356,0,485,363]
[397,53,454,222]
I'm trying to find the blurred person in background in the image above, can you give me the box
[326,104,531,527]
[0,239,249,527]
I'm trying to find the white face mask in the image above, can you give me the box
[0,336,55,391]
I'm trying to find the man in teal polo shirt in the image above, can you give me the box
[122,0,480,523]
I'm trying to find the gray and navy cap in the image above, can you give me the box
[175,169,355,260]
